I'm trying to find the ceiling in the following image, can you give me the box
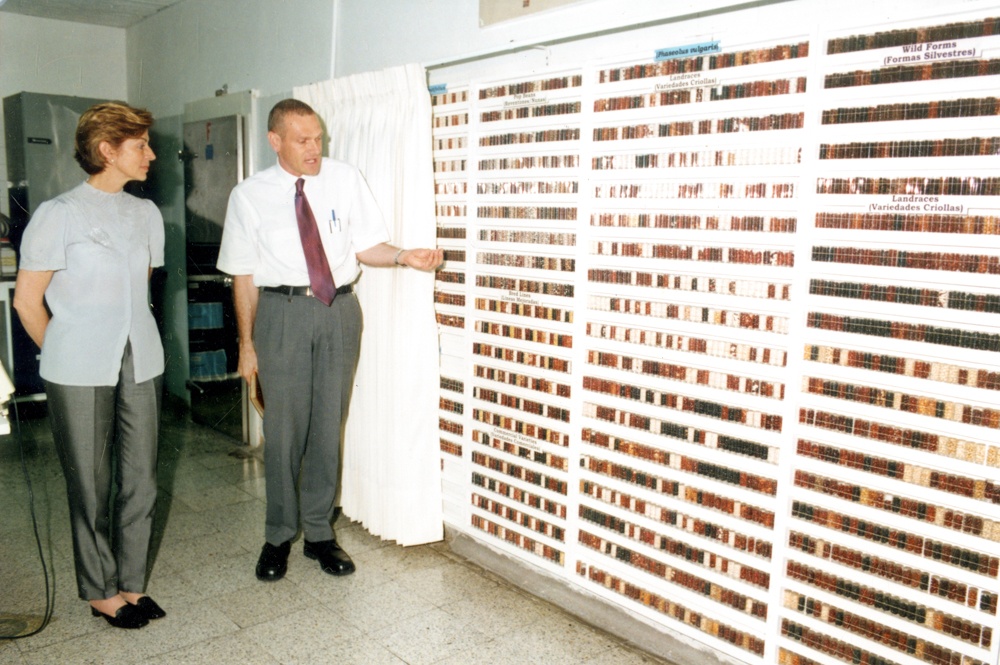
[0,0,188,28]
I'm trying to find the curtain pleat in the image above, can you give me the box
[295,64,443,546]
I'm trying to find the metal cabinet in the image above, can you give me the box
[3,92,106,399]
[181,112,248,442]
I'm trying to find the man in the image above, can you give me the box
[217,99,442,581]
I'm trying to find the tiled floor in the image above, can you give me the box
[0,407,675,665]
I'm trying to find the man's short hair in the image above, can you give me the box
[74,101,154,175]
[267,99,317,134]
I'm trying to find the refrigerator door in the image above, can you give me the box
[182,114,243,273]
[182,115,246,442]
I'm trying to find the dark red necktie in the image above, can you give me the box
[294,177,336,305]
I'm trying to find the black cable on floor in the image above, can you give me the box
[0,399,55,640]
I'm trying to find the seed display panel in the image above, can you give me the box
[465,71,584,571]
[432,86,472,522]
[783,11,1000,665]
[427,4,1000,664]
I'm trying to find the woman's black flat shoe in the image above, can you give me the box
[131,596,166,620]
[91,604,149,629]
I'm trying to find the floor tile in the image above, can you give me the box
[308,634,407,664]
[209,579,310,629]
[0,412,679,665]
[148,631,281,665]
[0,641,26,665]
[369,605,490,665]
[312,577,436,634]
[246,605,363,664]
[19,603,239,665]
[397,557,501,607]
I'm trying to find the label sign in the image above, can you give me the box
[655,40,721,61]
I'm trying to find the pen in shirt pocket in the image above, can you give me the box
[330,209,337,232]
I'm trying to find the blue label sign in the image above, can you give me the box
[655,40,721,61]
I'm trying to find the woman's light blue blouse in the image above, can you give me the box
[19,181,165,386]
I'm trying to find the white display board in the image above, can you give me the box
[431,4,1000,663]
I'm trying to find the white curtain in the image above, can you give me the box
[295,63,443,546]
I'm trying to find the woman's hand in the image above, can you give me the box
[12,270,54,349]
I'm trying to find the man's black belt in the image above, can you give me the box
[262,284,353,297]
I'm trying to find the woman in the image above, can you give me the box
[13,101,167,630]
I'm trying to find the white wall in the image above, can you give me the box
[332,0,760,77]
[0,13,127,215]
[126,0,335,118]
[124,0,336,403]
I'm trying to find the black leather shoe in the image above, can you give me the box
[256,540,291,581]
[130,596,166,620]
[304,538,356,576]
[91,603,149,629]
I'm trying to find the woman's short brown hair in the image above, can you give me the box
[74,101,154,175]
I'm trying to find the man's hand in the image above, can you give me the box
[398,248,444,271]
[232,274,260,384]
[238,339,258,384]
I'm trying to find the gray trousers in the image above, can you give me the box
[255,290,362,545]
[45,341,162,601]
